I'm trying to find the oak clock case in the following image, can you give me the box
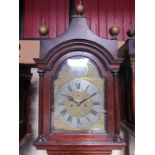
[52,56,106,133]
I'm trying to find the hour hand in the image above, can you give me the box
[61,94,78,104]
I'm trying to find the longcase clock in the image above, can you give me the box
[34,15,125,155]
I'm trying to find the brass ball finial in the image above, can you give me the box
[39,19,49,36]
[127,28,135,38]
[109,25,120,39]
[75,0,84,15]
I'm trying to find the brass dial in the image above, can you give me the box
[52,56,106,132]
[54,79,103,130]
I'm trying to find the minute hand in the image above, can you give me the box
[79,92,98,105]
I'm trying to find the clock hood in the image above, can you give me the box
[39,15,118,59]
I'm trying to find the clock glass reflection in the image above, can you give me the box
[67,58,89,77]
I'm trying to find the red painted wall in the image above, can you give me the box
[23,0,69,38]
[75,0,135,40]
[23,0,134,41]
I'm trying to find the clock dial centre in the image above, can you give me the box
[64,90,93,117]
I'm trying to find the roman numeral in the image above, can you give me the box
[67,85,72,91]
[93,102,100,105]
[77,118,81,124]
[60,109,67,116]
[67,115,72,122]
[91,109,98,116]
[76,83,80,89]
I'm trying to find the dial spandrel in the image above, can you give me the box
[52,56,106,133]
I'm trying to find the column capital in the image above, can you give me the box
[112,70,119,76]
[38,69,45,76]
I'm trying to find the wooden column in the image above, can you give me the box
[37,69,45,142]
[112,70,121,142]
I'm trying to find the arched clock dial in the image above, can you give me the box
[53,79,104,130]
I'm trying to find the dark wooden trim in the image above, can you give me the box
[118,39,135,132]
[19,63,36,67]
[69,0,75,23]
[19,64,33,147]
[34,140,125,155]
[19,64,33,80]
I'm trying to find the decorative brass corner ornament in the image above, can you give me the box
[75,0,84,15]
[38,19,49,36]
[109,25,120,39]
[127,28,135,38]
